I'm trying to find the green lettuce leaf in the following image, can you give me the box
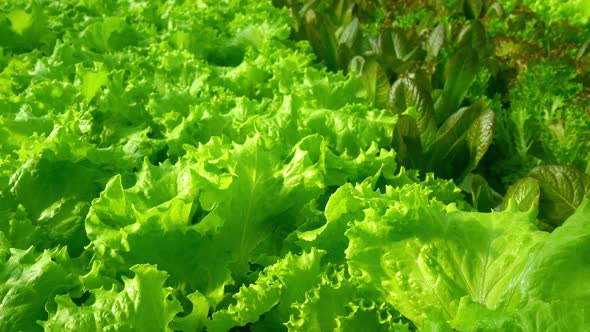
[85,156,231,304]
[286,265,408,332]
[298,171,469,265]
[529,165,590,226]
[501,177,541,213]
[345,182,590,329]
[207,249,325,331]
[39,264,182,331]
[449,297,588,332]
[0,243,79,332]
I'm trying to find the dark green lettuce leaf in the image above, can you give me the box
[434,47,479,123]
[529,165,590,226]
[501,176,541,212]
[388,77,437,146]
[391,114,424,171]
[426,102,495,181]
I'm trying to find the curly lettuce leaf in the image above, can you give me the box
[286,265,408,332]
[208,248,409,332]
[297,169,469,265]
[85,156,231,304]
[0,242,79,332]
[345,182,590,329]
[39,264,182,332]
[207,249,325,331]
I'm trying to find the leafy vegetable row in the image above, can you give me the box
[0,0,588,331]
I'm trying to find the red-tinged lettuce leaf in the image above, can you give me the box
[391,114,424,171]
[298,8,339,71]
[529,165,590,226]
[388,77,438,147]
[383,27,421,62]
[457,20,487,53]
[465,106,495,170]
[501,176,541,212]
[435,47,479,123]
[39,264,182,332]
[461,173,503,212]
[336,18,361,69]
[426,102,495,181]
[377,32,416,75]
[463,0,484,18]
[349,56,390,109]
[426,23,445,58]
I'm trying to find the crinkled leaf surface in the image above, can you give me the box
[40,264,182,332]
[345,183,590,329]
[0,244,79,332]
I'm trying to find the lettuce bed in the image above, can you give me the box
[0,0,588,331]
[277,0,590,227]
